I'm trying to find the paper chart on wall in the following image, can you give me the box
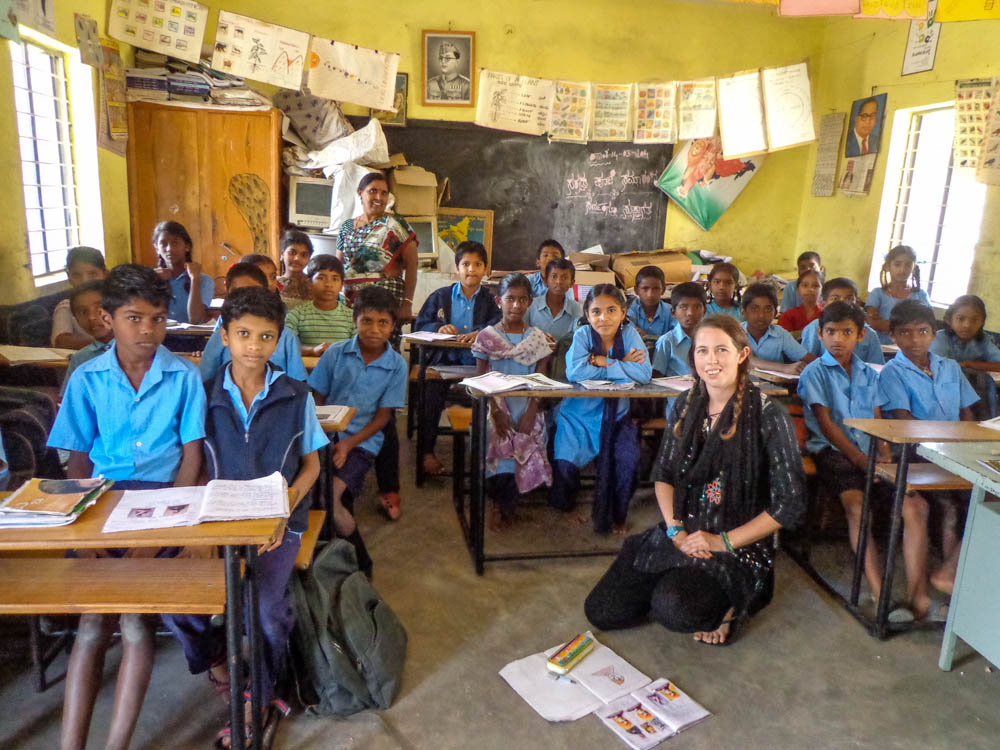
[548,80,591,143]
[591,83,633,142]
[211,10,309,90]
[73,13,102,67]
[474,69,555,136]
[306,36,400,111]
[717,71,767,158]
[761,62,816,151]
[12,0,55,35]
[634,82,677,144]
[839,153,876,196]
[974,79,1000,184]
[677,78,717,141]
[901,0,940,76]
[811,112,845,196]
[935,0,1000,21]
[954,78,993,169]
[108,0,208,65]
[779,0,859,16]
[101,39,128,141]
[855,0,928,20]
[0,0,18,42]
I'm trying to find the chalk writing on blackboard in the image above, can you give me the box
[562,147,661,224]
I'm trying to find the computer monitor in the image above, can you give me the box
[288,176,335,229]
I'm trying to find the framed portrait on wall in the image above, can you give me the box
[371,73,408,127]
[844,93,888,158]
[422,30,475,107]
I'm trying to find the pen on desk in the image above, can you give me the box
[548,672,577,684]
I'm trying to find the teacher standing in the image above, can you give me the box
[585,315,805,645]
[336,171,418,321]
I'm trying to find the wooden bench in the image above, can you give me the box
[294,510,326,570]
[874,463,973,492]
[447,406,473,515]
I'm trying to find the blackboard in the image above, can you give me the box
[375,119,672,271]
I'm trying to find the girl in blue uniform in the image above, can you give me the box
[549,284,652,533]
[865,244,931,344]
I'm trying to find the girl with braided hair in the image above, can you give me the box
[865,245,931,344]
[585,315,806,645]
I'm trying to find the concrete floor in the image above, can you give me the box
[1,417,998,749]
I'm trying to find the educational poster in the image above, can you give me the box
[902,0,940,76]
[101,39,128,141]
[109,0,209,66]
[598,697,672,750]
[1,0,20,42]
[307,36,400,111]
[954,78,993,169]
[371,73,408,127]
[634,82,677,144]
[656,136,765,231]
[98,76,127,156]
[778,0,859,15]
[12,0,55,35]
[549,80,591,143]
[761,62,816,150]
[839,153,876,196]
[717,70,767,158]
[212,10,309,90]
[845,93,887,158]
[677,78,717,141]
[935,0,1000,20]
[474,69,555,136]
[855,0,928,20]
[811,112,845,196]
[73,14,102,67]
[591,83,633,142]
[975,79,1000,186]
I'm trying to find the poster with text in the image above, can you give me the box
[591,83,633,142]
[975,79,1000,185]
[954,78,993,169]
[855,0,927,19]
[677,78,717,141]
[839,153,876,196]
[307,36,400,111]
[474,69,555,136]
[902,0,940,75]
[656,136,764,231]
[811,112,845,196]
[212,10,309,90]
[101,39,128,141]
[549,80,591,143]
[109,0,207,65]
[762,62,816,150]
[634,82,677,144]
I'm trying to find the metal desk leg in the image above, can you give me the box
[850,440,880,606]
[470,395,487,575]
[224,545,245,750]
[939,484,986,670]
[415,346,428,488]
[875,443,914,639]
[245,545,264,749]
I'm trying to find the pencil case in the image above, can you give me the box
[546,633,594,674]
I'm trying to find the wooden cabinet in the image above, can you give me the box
[126,102,282,283]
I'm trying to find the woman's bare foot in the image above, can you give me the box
[693,608,735,645]
[422,454,445,476]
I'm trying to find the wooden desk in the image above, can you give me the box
[0,489,284,750]
[842,419,1000,639]
[165,325,215,337]
[318,406,356,434]
[0,346,74,369]
[916,442,1000,671]
[178,353,323,372]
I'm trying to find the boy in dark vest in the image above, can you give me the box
[163,286,329,746]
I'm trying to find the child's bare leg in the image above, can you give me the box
[61,613,115,750]
[331,477,356,536]
[840,489,882,600]
[901,492,931,618]
[931,498,961,594]
[105,614,155,750]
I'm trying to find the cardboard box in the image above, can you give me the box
[610,250,691,289]
[389,166,438,215]
[568,251,611,272]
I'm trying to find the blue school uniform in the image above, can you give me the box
[198,318,308,382]
[62,341,112,396]
[48,343,206,482]
[652,325,693,376]
[800,319,885,365]
[627,298,675,338]
[744,323,808,364]
[167,272,215,323]
[866,287,933,344]
[308,336,407,456]
[526,295,582,344]
[798,352,887,455]
[878,350,978,420]
[706,301,743,321]
[780,284,801,313]
[527,271,574,302]
[929,330,1000,363]
[413,283,500,367]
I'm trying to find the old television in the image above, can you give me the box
[288,176,335,229]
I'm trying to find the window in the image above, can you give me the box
[870,103,988,306]
[10,39,81,278]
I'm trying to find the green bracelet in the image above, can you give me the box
[721,531,734,553]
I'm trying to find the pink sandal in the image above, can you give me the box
[378,492,401,520]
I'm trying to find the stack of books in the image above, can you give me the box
[0,477,113,528]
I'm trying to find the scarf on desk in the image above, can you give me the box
[472,325,554,493]
[589,325,640,534]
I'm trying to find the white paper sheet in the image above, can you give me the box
[650,376,694,391]
[634,82,677,144]
[762,62,816,150]
[717,71,768,158]
[102,486,205,533]
[475,70,556,136]
[549,80,591,143]
[402,331,457,342]
[197,474,286,522]
[13,0,55,35]
[306,36,400,111]
[902,0,940,76]
[811,112,845,196]
[211,10,309,89]
[499,652,602,722]
[108,0,208,65]
[976,79,1000,186]
[677,78,717,141]
[591,83,633,142]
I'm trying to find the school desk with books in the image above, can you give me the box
[0,477,113,528]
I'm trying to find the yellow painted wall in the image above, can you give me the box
[795,16,1000,308]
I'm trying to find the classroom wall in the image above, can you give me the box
[795,16,1000,309]
[0,3,133,305]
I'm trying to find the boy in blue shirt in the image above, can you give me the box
[414,241,500,476]
[526,238,566,298]
[309,286,407,575]
[627,265,675,341]
[798,302,892,603]
[61,280,115,394]
[526,258,581,346]
[800,278,884,365]
[652,282,706,377]
[741,282,812,376]
[48,264,206,750]
[199,262,307,382]
[779,251,824,312]
[878,300,978,619]
[165,286,327,743]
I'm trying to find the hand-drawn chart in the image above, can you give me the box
[307,36,400,111]
[211,10,308,89]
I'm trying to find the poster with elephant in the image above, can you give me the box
[656,135,764,231]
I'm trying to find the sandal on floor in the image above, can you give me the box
[378,492,401,520]
[207,659,233,702]
[213,695,291,749]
